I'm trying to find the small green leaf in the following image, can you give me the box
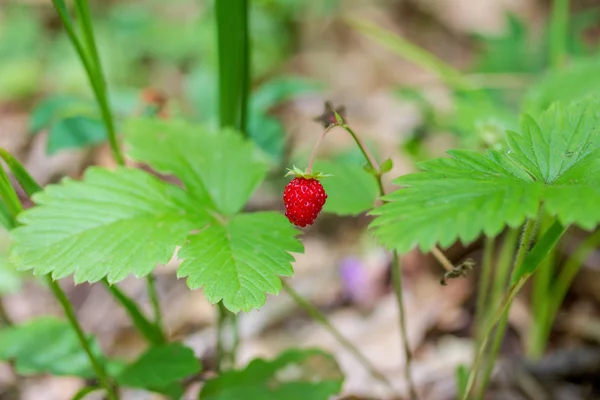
[313,160,379,216]
[117,343,201,389]
[11,167,207,284]
[199,349,344,400]
[29,95,89,133]
[511,220,567,283]
[0,317,105,378]
[178,212,303,312]
[125,118,268,215]
[47,116,107,154]
[379,158,393,173]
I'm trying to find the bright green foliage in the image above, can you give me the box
[199,349,344,400]
[125,118,267,216]
[12,120,303,312]
[117,343,201,391]
[370,97,600,253]
[178,212,302,312]
[29,95,107,154]
[524,57,600,115]
[247,77,321,160]
[471,14,543,73]
[313,160,379,216]
[11,167,206,284]
[0,317,105,377]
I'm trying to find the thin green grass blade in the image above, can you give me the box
[216,0,249,133]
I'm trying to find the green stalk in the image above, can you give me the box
[145,274,163,329]
[282,280,395,393]
[464,221,566,400]
[475,220,537,398]
[51,0,123,164]
[549,0,570,69]
[537,229,600,351]
[48,277,118,400]
[216,302,238,372]
[52,0,165,332]
[216,0,250,133]
[214,0,250,369]
[527,214,556,359]
[335,123,417,399]
[474,237,495,349]
[0,160,117,399]
[103,280,166,345]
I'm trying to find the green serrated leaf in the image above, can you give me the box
[0,317,105,378]
[370,97,600,253]
[199,348,344,400]
[117,343,201,389]
[178,212,303,312]
[0,229,21,294]
[508,99,600,183]
[371,150,542,253]
[11,167,207,284]
[314,160,379,216]
[125,118,268,215]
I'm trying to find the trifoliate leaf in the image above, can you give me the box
[199,349,344,400]
[371,97,600,253]
[314,160,379,216]
[125,118,268,215]
[0,317,105,377]
[117,343,201,390]
[11,167,207,284]
[178,212,303,312]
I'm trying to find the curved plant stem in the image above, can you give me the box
[534,229,600,354]
[0,298,13,327]
[145,275,162,328]
[474,237,495,348]
[52,0,165,336]
[103,280,166,345]
[475,219,536,397]
[337,123,418,399]
[0,160,119,399]
[282,280,396,393]
[51,0,124,165]
[216,302,238,372]
[48,277,118,400]
[390,253,419,400]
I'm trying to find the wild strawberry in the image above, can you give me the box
[283,176,328,227]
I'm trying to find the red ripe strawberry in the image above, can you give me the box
[283,177,327,227]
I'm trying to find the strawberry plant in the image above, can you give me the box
[2,0,599,399]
